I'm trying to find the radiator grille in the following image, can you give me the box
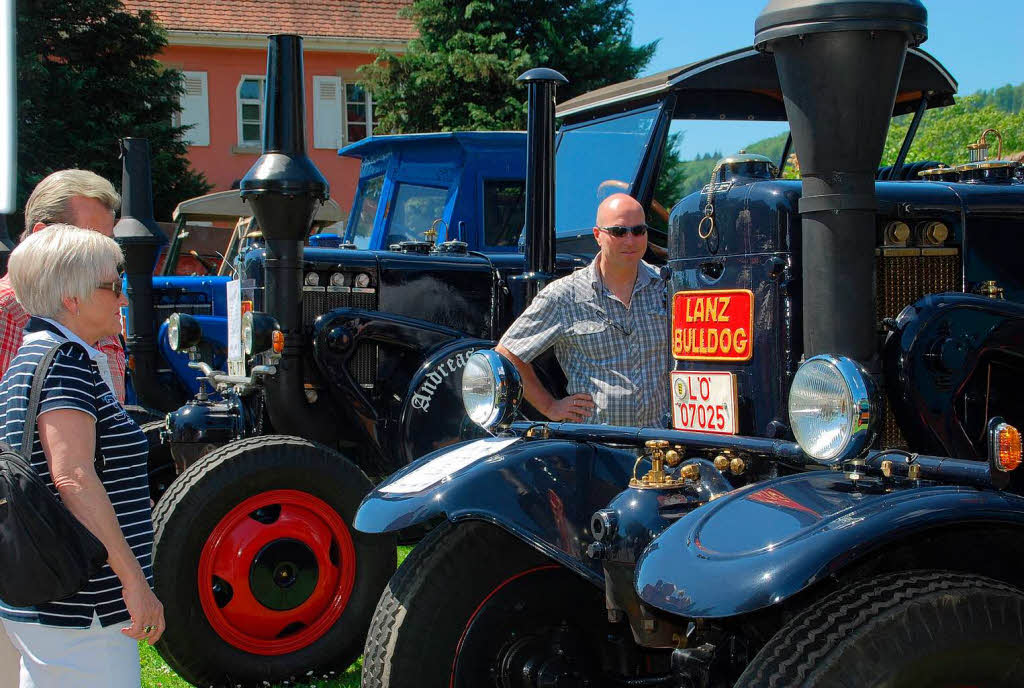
[302,287,378,387]
[875,248,962,448]
[156,300,212,325]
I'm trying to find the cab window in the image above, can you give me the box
[386,183,448,245]
[347,174,384,249]
[483,180,525,247]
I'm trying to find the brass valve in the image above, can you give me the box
[977,280,1004,299]
[713,455,729,472]
[631,440,672,487]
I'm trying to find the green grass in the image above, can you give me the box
[141,546,412,688]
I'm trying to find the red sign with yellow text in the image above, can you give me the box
[672,289,754,362]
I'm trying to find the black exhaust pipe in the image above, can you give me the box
[509,68,567,310]
[755,0,926,362]
[114,137,171,410]
[239,35,335,444]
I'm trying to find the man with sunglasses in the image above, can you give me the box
[496,193,669,426]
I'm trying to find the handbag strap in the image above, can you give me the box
[19,340,102,471]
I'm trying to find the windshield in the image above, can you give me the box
[386,183,449,245]
[346,174,384,249]
[555,106,659,237]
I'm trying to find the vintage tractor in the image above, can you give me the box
[355,1,1024,686]
[148,34,599,686]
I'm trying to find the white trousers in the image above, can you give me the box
[1,616,140,688]
[0,624,17,688]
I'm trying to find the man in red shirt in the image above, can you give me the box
[0,170,125,397]
[0,170,126,688]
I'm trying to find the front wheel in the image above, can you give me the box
[364,521,630,687]
[737,570,1024,687]
[152,435,396,687]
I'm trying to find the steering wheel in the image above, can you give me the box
[189,250,220,274]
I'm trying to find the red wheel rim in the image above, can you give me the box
[198,489,356,655]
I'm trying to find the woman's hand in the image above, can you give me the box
[120,578,165,644]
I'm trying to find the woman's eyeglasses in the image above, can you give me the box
[96,278,124,298]
[596,224,648,238]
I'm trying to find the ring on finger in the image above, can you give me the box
[143,625,155,634]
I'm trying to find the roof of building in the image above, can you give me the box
[121,0,417,42]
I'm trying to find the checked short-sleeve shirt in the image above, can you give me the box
[499,256,671,427]
[0,275,126,402]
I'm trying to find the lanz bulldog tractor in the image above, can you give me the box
[355,1,1024,686]
[146,35,596,687]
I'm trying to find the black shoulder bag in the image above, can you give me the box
[0,341,108,607]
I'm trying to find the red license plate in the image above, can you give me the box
[672,289,754,362]
[671,371,738,434]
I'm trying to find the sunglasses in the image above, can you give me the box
[96,270,126,298]
[596,224,648,238]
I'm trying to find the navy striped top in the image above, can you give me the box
[0,318,152,628]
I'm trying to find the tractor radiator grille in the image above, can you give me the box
[302,287,378,387]
[155,299,212,325]
[875,248,962,448]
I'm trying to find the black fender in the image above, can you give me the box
[354,437,636,585]
[397,339,494,465]
[883,293,1024,457]
[635,470,1024,619]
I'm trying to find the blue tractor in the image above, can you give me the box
[355,1,1024,686]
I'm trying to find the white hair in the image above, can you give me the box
[23,169,120,233]
[8,224,124,319]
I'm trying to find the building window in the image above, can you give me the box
[237,76,266,147]
[344,83,375,144]
[175,71,209,147]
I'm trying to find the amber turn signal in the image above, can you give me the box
[272,330,285,354]
[994,423,1022,472]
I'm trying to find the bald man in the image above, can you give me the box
[497,193,670,427]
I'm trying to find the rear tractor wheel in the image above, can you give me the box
[152,435,396,687]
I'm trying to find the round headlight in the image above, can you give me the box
[788,354,879,463]
[461,350,523,429]
[304,272,320,287]
[241,311,281,356]
[167,313,202,352]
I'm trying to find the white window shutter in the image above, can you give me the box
[313,76,343,149]
[179,71,210,146]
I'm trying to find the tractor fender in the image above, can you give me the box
[355,437,636,585]
[635,470,1024,619]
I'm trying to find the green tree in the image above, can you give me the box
[360,0,657,132]
[881,96,1024,166]
[16,0,210,231]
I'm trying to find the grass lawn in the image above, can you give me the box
[140,546,412,688]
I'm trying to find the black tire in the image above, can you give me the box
[363,520,610,688]
[141,420,175,504]
[737,571,1024,688]
[152,435,396,687]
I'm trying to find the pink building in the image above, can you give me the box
[121,0,416,217]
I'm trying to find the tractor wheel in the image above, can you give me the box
[363,521,615,688]
[152,435,396,687]
[736,570,1024,687]
[141,420,175,504]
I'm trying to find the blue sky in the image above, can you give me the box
[629,0,1024,159]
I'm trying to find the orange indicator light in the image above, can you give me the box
[272,331,285,354]
[996,423,1022,471]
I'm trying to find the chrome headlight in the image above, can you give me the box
[241,311,281,356]
[461,350,523,429]
[788,354,879,463]
[167,313,202,352]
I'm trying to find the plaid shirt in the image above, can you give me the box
[0,275,126,402]
[499,256,671,427]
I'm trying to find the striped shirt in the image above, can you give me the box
[0,319,152,628]
[499,256,671,427]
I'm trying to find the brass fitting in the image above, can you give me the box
[976,280,1004,300]
[681,464,700,482]
[665,446,684,467]
[880,460,893,478]
[883,220,910,245]
[713,455,729,472]
[729,457,746,475]
[907,463,921,481]
[917,221,948,246]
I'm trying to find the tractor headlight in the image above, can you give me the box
[788,354,879,463]
[241,311,281,356]
[167,313,202,352]
[461,350,523,430]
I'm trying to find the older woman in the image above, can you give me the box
[0,225,163,688]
